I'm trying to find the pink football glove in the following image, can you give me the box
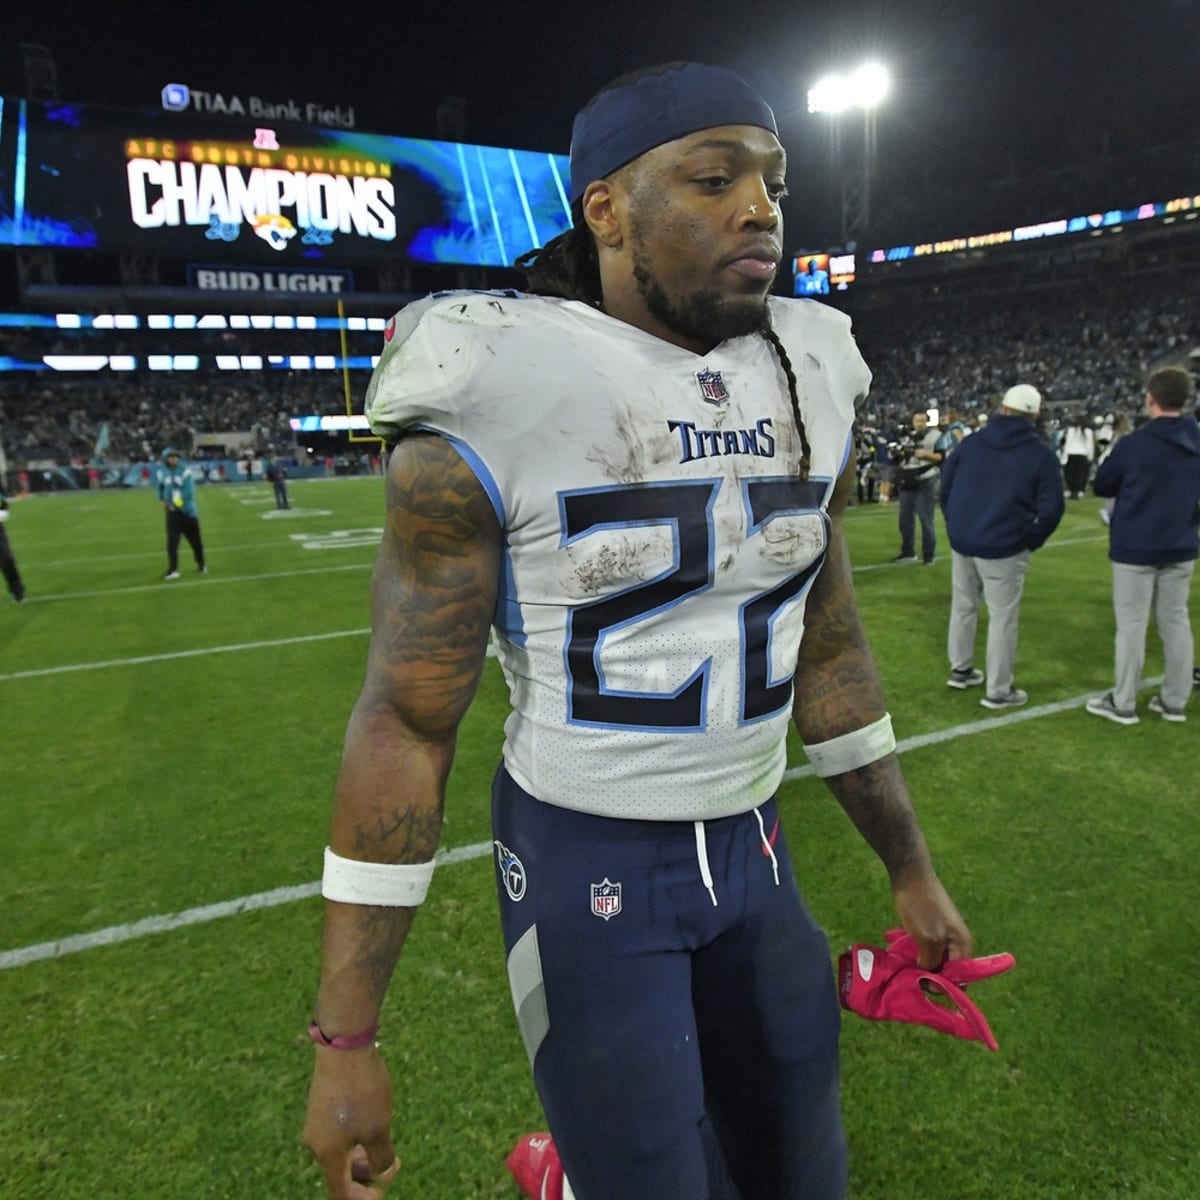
[838,931,1015,1051]
[506,1133,565,1200]
[882,927,1016,986]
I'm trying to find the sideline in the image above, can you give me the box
[0,683,1156,973]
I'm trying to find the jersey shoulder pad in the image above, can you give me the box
[365,291,558,442]
[767,296,872,410]
[768,294,854,339]
[383,289,535,344]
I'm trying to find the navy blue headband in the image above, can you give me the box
[568,63,778,204]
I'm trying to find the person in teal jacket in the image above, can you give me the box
[156,448,206,580]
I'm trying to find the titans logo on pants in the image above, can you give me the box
[494,840,527,901]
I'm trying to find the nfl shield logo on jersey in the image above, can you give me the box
[590,878,622,921]
[695,368,730,406]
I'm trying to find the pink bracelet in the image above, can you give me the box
[308,1020,379,1051]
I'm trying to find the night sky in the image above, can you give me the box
[4,0,1199,248]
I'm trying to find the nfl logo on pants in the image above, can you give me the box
[590,878,622,921]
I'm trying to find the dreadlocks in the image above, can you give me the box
[513,201,601,305]
[763,326,812,480]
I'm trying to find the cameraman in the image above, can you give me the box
[891,410,944,564]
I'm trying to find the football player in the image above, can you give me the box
[303,62,973,1200]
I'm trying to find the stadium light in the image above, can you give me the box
[808,60,891,244]
[807,61,890,114]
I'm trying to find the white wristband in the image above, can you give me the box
[801,713,896,778]
[321,846,435,907]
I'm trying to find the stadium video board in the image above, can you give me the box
[792,252,856,295]
[0,97,571,269]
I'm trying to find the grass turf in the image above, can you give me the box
[1,478,1196,1198]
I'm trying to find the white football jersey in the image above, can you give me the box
[366,292,870,820]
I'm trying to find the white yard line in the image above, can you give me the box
[14,561,374,605]
[35,539,373,568]
[0,843,491,971]
[0,628,371,680]
[0,627,499,681]
[0,684,1156,973]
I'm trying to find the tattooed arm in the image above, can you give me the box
[304,434,501,1199]
[792,462,971,968]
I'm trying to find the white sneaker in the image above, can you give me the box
[1085,693,1138,725]
[947,668,985,690]
[1148,695,1186,723]
[980,688,1028,710]
[162,570,180,581]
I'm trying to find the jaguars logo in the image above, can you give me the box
[251,213,297,251]
[493,840,527,902]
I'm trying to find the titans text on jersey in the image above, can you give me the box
[668,416,777,463]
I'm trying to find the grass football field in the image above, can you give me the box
[0,476,1195,1199]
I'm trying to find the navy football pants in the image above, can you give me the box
[493,768,847,1200]
[165,509,204,573]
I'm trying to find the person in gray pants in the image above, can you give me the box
[1087,367,1200,725]
[940,384,1065,709]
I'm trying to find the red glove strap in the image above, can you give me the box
[308,1020,378,1051]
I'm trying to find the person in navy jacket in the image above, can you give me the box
[940,384,1065,709]
[1087,367,1200,725]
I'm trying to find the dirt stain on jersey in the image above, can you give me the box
[759,514,826,567]
[566,531,673,597]
[581,383,683,483]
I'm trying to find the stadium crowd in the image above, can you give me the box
[856,274,1199,433]
[0,267,1196,471]
[0,320,382,464]
[0,372,365,465]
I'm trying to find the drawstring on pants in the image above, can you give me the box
[693,821,718,907]
[693,808,782,907]
[753,805,781,888]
